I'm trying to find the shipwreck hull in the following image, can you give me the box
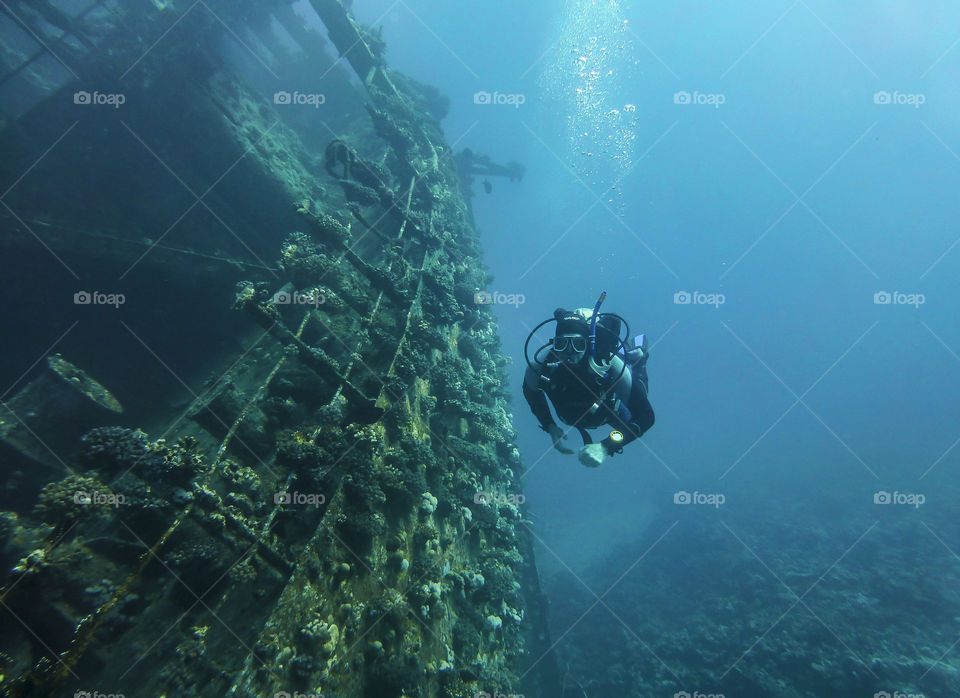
[0,1,558,696]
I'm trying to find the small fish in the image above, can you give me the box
[482,180,492,194]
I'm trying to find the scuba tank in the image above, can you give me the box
[623,333,648,366]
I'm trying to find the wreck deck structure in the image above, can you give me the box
[0,1,559,696]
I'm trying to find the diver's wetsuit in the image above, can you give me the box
[523,352,654,455]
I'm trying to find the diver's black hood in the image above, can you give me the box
[554,308,590,335]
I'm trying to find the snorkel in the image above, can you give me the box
[585,290,632,391]
[587,290,606,363]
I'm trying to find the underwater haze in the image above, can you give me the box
[360,0,960,696]
[1,0,959,696]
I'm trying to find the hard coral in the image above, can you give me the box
[77,426,150,474]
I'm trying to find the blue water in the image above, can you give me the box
[2,0,958,695]
[356,1,960,695]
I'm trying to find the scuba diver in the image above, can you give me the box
[522,292,654,468]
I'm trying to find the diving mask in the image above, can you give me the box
[554,334,587,354]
